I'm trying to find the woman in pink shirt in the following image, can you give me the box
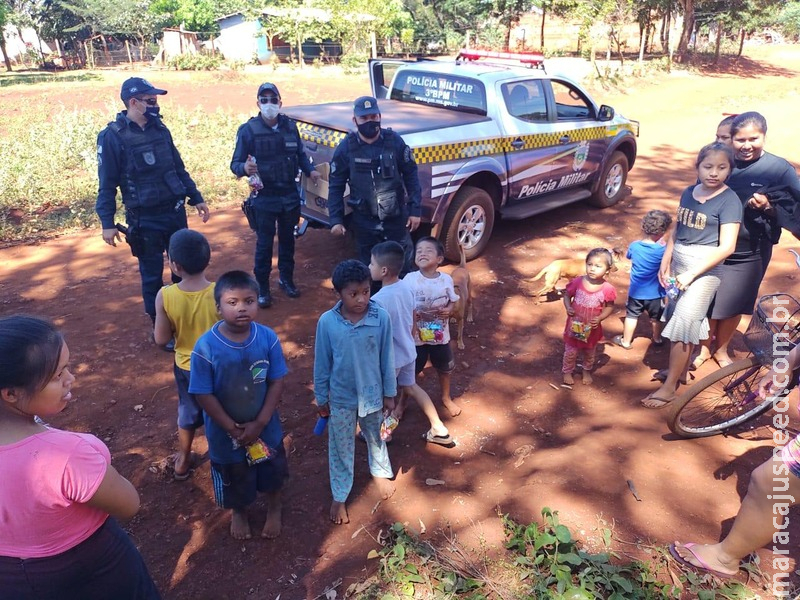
[0,316,160,599]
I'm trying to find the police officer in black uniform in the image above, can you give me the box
[328,96,421,274]
[231,82,320,308]
[97,77,210,327]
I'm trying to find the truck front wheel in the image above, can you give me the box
[588,151,628,208]
[441,186,495,262]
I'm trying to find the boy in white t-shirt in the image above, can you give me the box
[403,237,462,418]
[369,241,453,446]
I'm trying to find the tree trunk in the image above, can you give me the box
[0,37,12,71]
[676,0,694,62]
[737,27,745,57]
[504,22,512,51]
[714,21,722,63]
[540,5,546,49]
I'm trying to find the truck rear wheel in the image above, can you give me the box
[441,185,495,262]
[588,151,628,208]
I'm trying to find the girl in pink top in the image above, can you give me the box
[561,248,617,385]
[0,315,160,599]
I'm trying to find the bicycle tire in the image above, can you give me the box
[667,357,774,438]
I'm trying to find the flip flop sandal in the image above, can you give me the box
[173,451,200,481]
[640,392,675,409]
[669,543,736,579]
[422,429,455,448]
[612,335,632,349]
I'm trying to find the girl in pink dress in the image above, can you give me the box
[562,248,617,385]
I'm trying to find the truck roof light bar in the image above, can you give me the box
[456,48,545,69]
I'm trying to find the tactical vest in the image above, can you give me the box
[247,116,300,187]
[346,130,404,220]
[109,120,186,210]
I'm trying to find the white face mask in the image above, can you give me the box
[261,104,280,120]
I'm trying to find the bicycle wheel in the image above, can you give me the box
[667,357,774,438]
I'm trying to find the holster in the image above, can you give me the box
[117,223,166,257]
[242,197,257,230]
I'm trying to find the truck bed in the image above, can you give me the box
[283,99,490,135]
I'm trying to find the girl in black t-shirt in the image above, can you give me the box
[642,143,742,408]
[694,112,800,369]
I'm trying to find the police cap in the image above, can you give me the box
[257,82,281,98]
[121,77,167,102]
[353,96,380,117]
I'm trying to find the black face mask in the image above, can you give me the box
[357,121,380,139]
[144,106,161,120]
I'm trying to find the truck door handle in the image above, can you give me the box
[511,138,524,149]
[559,135,570,144]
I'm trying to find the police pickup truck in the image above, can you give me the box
[287,50,638,261]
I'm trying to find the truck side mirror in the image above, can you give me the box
[598,105,614,121]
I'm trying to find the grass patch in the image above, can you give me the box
[0,97,248,243]
[345,510,765,599]
[0,71,103,88]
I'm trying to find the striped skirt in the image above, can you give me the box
[661,243,723,345]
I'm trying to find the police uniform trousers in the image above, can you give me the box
[252,190,301,291]
[128,207,187,319]
[352,212,414,275]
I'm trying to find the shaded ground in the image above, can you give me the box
[1,45,799,598]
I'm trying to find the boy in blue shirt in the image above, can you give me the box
[314,260,396,525]
[613,210,672,349]
[189,271,289,540]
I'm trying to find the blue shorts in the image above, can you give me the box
[210,444,288,510]
[174,365,203,430]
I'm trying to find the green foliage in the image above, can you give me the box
[777,1,800,39]
[168,51,222,70]
[351,512,763,599]
[149,0,220,33]
[340,50,368,74]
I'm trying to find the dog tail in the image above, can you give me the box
[531,266,547,281]
[458,241,467,268]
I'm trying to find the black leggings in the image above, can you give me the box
[0,517,161,600]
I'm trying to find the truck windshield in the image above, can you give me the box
[389,71,487,115]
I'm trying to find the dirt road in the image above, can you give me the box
[1,45,798,598]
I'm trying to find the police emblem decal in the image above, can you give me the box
[364,100,372,108]
[143,151,156,165]
[573,141,589,171]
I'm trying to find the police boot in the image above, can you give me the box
[278,277,300,298]
[258,287,272,308]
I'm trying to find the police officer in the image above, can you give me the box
[231,83,320,308]
[328,96,421,274]
[97,77,210,328]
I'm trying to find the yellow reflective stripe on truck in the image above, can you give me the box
[298,122,347,148]
[298,122,636,165]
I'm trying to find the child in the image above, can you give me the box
[715,114,737,146]
[0,316,161,599]
[404,237,462,417]
[369,241,453,447]
[562,248,617,385]
[189,271,289,540]
[153,229,217,480]
[314,260,396,525]
[612,210,672,350]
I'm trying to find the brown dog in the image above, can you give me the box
[449,243,473,350]
[531,248,623,302]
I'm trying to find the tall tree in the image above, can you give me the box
[0,0,13,70]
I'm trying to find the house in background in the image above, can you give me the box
[215,8,342,64]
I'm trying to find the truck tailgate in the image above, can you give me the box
[284,99,490,136]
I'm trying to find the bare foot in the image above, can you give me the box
[261,494,282,539]
[330,501,349,524]
[373,476,396,500]
[230,509,252,540]
[691,352,712,370]
[442,397,462,417]
[582,370,593,385]
[671,542,739,577]
[563,372,574,385]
